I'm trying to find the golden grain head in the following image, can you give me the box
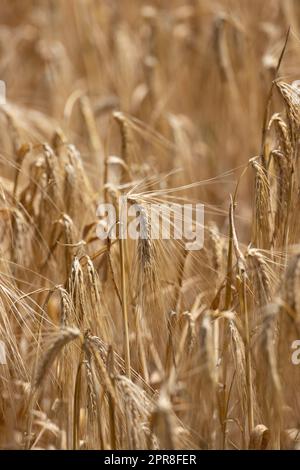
[1,0,300,451]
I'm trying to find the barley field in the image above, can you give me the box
[1,0,300,450]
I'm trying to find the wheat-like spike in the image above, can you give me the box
[34,326,80,389]
[83,346,97,418]
[116,375,152,418]
[57,286,73,326]
[199,311,217,385]
[11,207,30,268]
[86,334,117,402]
[270,150,289,246]
[276,82,300,135]
[183,311,196,354]
[268,113,292,159]
[113,111,134,165]
[116,375,151,449]
[83,339,106,449]
[64,162,76,218]
[136,203,153,274]
[85,256,101,307]
[246,247,272,305]
[68,256,86,325]
[251,158,272,248]
[0,1,299,451]
[14,143,31,199]
[207,221,224,276]
[213,14,231,82]
[228,317,247,413]
[283,253,300,321]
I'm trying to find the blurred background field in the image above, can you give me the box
[0,0,300,450]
